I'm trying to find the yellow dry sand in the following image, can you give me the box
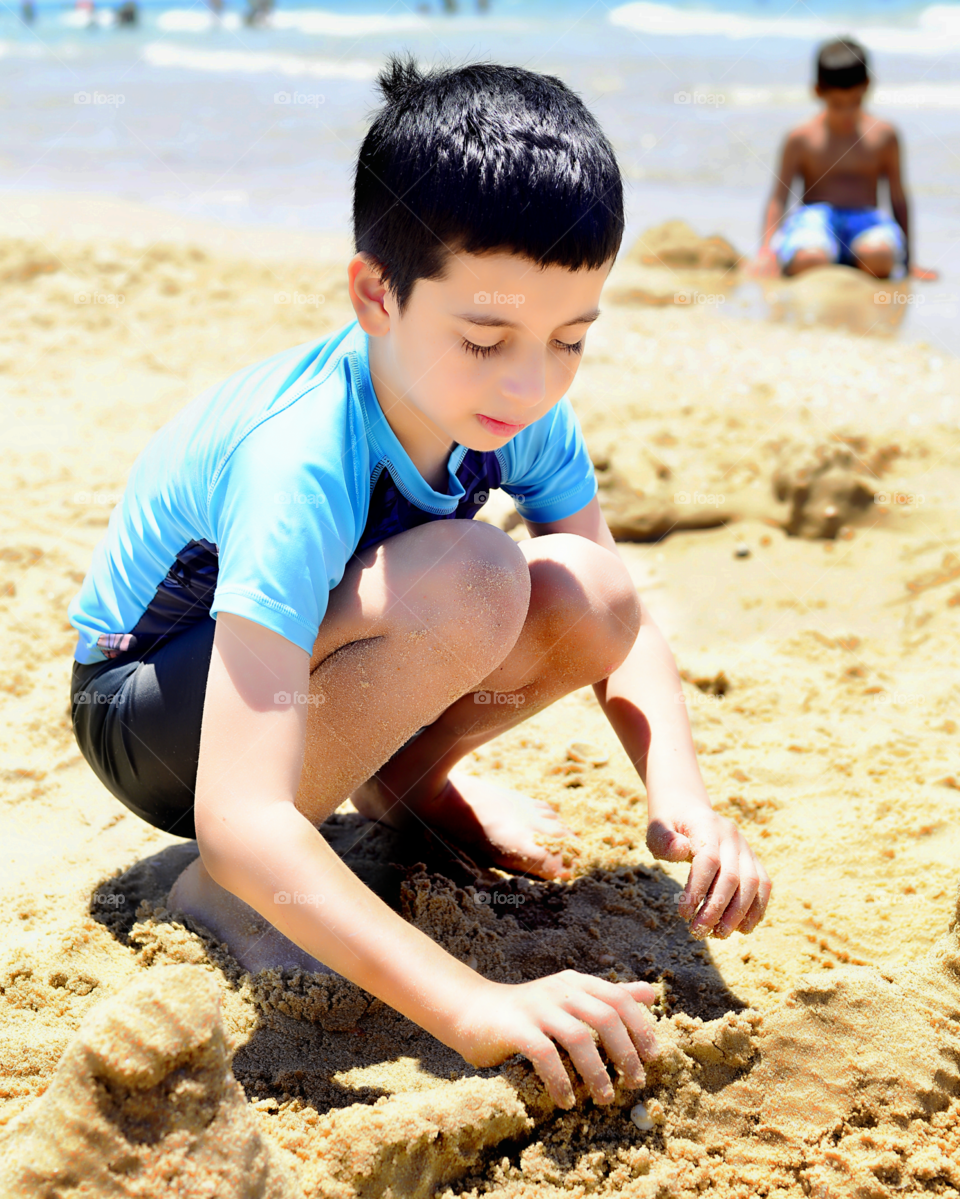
[1,216,960,1198]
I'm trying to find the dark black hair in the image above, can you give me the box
[353,57,624,313]
[816,38,870,90]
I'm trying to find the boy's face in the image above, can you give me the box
[358,250,612,454]
[815,82,868,134]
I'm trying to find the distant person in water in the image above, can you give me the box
[757,38,934,282]
[244,0,272,25]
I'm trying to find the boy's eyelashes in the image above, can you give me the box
[459,336,585,359]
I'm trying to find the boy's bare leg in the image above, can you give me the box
[169,518,533,974]
[784,247,832,276]
[350,532,641,878]
[169,523,639,973]
[853,245,895,278]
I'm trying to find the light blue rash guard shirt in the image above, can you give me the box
[68,319,599,666]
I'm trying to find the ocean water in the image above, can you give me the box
[1,0,958,351]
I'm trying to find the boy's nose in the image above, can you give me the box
[500,357,548,410]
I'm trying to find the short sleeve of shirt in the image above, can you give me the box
[206,395,362,656]
[497,395,598,523]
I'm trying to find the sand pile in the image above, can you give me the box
[0,965,301,1198]
[765,264,911,337]
[3,225,960,1198]
[604,220,742,308]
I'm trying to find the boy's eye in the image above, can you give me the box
[460,336,585,358]
[461,337,503,359]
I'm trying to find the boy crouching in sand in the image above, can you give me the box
[68,59,770,1108]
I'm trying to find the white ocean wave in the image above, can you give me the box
[0,38,47,56]
[728,81,960,107]
[609,1,960,55]
[140,41,378,80]
[154,10,243,32]
[268,9,427,35]
[60,7,119,28]
[154,6,527,37]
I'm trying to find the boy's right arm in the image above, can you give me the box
[193,611,659,1108]
[756,132,802,274]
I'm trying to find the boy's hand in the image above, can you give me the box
[453,972,658,1108]
[749,246,780,279]
[646,801,771,938]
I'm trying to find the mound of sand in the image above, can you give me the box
[0,965,301,1198]
[627,220,742,272]
[603,220,742,308]
[765,264,911,337]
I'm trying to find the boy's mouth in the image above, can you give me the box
[477,414,526,436]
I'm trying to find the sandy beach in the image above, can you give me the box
[1,206,960,1197]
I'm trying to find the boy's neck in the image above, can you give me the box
[366,334,456,493]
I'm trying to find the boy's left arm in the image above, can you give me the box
[884,127,911,272]
[525,495,772,939]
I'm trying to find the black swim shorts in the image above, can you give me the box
[70,617,217,840]
[70,616,428,840]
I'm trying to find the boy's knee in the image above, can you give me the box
[854,246,894,278]
[419,519,531,644]
[529,535,640,669]
[785,248,831,275]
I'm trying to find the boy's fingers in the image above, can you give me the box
[592,983,661,1059]
[741,869,773,933]
[689,838,740,937]
[619,979,657,1008]
[583,978,658,1059]
[739,892,765,935]
[544,1013,615,1105]
[561,994,645,1088]
[715,849,761,935]
[680,842,721,922]
[525,1033,575,1108]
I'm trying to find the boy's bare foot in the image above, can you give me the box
[167,855,335,977]
[352,768,580,880]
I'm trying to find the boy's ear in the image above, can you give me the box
[348,253,393,336]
